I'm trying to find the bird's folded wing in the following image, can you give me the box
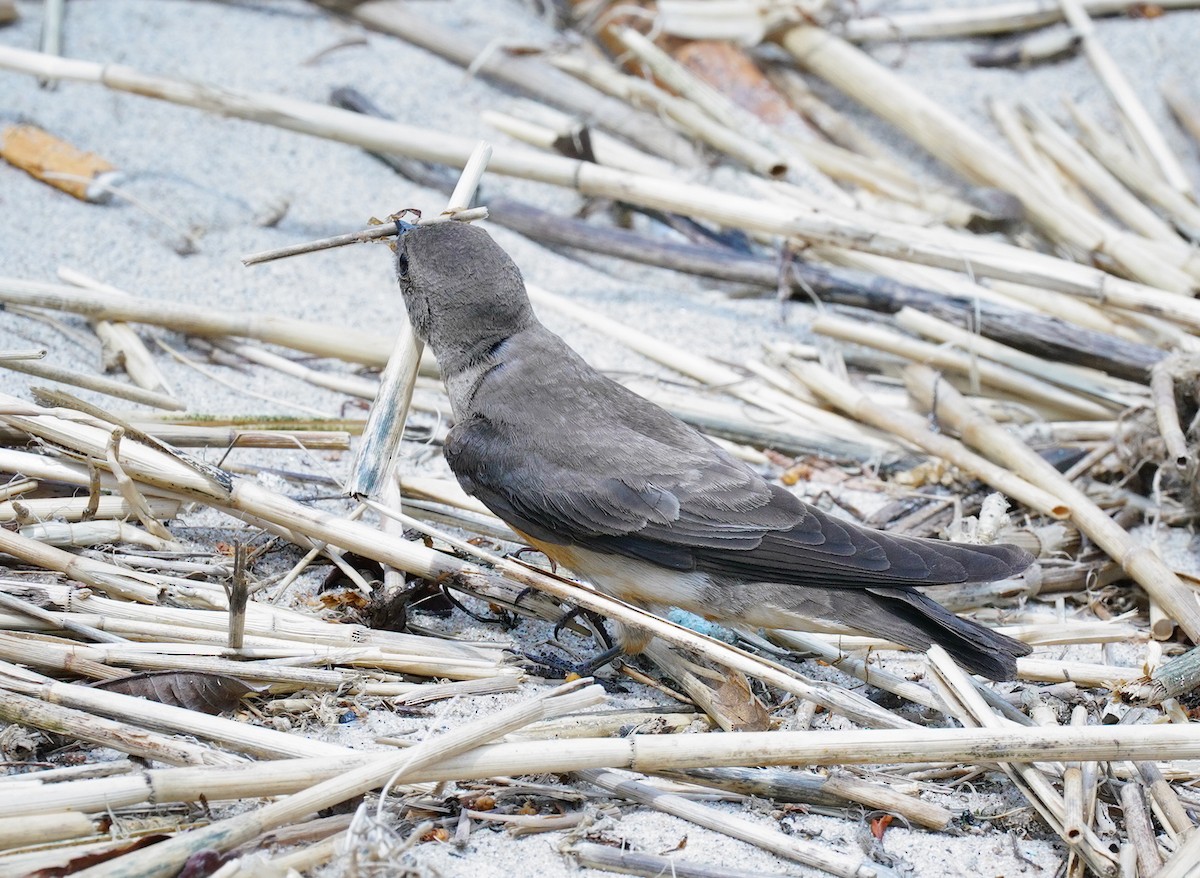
[445,414,1031,585]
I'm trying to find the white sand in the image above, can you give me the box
[3,0,1197,875]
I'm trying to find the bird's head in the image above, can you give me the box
[395,221,535,373]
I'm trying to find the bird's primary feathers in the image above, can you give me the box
[396,221,1033,680]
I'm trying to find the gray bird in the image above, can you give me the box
[395,221,1033,680]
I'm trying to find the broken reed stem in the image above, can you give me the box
[0,356,184,410]
[928,647,1118,875]
[68,681,605,878]
[810,311,1115,417]
[1150,359,1190,469]
[576,769,879,878]
[240,221,399,266]
[1058,0,1193,194]
[838,0,1200,40]
[2,48,1195,327]
[239,207,489,266]
[344,140,492,500]
[10,724,1200,822]
[0,687,244,767]
[903,365,1200,642]
[785,359,1069,518]
[0,276,394,365]
[778,26,1197,294]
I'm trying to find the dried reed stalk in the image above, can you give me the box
[1058,0,1193,193]
[838,0,1200,40]
[12,721,1200,826]
[1022,105,1185,245]
[778,26,1197,293]
[0,356,183,410]
[342,0,702,167]
[786,359,1069,516]
[0,687,246,767]
[4,48,1197,323]
[68,680,604,878]
[0,277,393,365]
[577,768,879,878]
[893,307,1145,407]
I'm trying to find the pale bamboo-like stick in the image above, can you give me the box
[19,519,174,550]
[991,98,1088,207]
[0,356,184,410]
[0,276,394,365]
[1150,358,1190,469]
[812,311,1115,418]
[779,27,1196,293]
[1158,830,1200,878]
[1023,105,1186,246]
[1062,706,1088,845]
[0,811,98,851]
[344,141,491,500]
[3,48,1197,319]
[1120,781,1165,875]
[68,681,605,878]
[58,267,175,395]
[612,28,842,197]
[838,0,1200,40]
[550,53,789,179]
[928,647,1118,875]
[0,687,245,766]
[1,672,350,760]
[1137,762,1195,837]
[1058,0,1193,194]
[986,278,1144,340]
[577,769,880,878]
[12,725,1200,822]
[903,365,1200,641]
[0,596,123,647]
[1163,81,1200,145]
[894,307,1146,407]
[212,339,377,400]
[481,107,682,180]
[1070,101,1200,236]
[664,765,953,830]
[0,417,352,448]
[0,495,179,522]
[0,526,163,603]
[0,634,405,692]
[345,2,702,166]
[1016,658,1141,687]
[784,358,1068,517]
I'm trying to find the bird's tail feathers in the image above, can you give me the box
[867,587,1031,681]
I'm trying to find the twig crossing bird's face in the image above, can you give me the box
[395,222,535,373]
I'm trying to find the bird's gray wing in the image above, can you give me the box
[443,334,1029,586]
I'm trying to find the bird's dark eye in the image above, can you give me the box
[396,250,410,278]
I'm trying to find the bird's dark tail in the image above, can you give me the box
[867,587,1031,681]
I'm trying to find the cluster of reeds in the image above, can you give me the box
[1,0,1200,876]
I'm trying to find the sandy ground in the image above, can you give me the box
[2,0,1199,875]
